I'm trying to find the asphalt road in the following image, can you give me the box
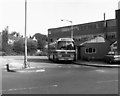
[1,56,119,94]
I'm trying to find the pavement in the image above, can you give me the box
[1,56,46,73]
[1,56,119,73]
[74,60,120,68]
[5,60,120,73]
[4,63,46,73]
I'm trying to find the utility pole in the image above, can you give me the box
[71,21,73,39]
[24,0,27,68]
[104,13,107,39]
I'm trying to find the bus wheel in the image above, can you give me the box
[109,59,113,64]
[48,55,51,61]
[53,55,58,62]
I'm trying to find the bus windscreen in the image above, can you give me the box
[57,41,75,50]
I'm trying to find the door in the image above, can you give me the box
[77,46,81,60]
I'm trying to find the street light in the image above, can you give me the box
[61,19,73,38]
[24,0,27,68]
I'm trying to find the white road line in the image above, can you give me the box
[95,70,105,72]
[52,85,58,87]
[17,69,45,73]
[96,80,118,83]
[2,84,58,92]
[2,87,39,92]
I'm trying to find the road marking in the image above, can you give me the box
[52,84,58,87]
[96,80,118,83]
[17,69,45,73]
[35,69,45,72]
[2,87,39,92]
[2,84,58,92]
[95,70,105,72]
[58,66,62,68]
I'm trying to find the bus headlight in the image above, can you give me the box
[58,55,62,57]
[70,55,74,58]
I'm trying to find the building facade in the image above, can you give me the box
[48,19,116,45]
[116,9,120,54]
[78,37,111,60]
[48,19,117,60]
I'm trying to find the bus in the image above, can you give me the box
[48,38,76,62]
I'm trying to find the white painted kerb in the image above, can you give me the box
[8,62,24,70]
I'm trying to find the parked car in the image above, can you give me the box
[104,51,120,64]
[0,52,6,56]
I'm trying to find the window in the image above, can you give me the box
[86,49,88,53]
[107,32,117,39]
[93,48,96,53]
[87,24,96,30]
[50,39,53,42]
[85,48,96,54]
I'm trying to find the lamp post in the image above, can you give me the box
[24,0,27,68]
[61,19,77,61]
[61,19,73,38]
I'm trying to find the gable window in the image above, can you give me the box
[85,48,96,54]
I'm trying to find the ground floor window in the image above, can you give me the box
[85,48,96,54]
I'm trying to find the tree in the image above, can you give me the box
[0,33,2,51]
[13,38,37,55]
[2,27,8,52]
[10,31,20,37]
[32,33,47,50]
[27,39,37,55]
[13,39,24,54]
[10,31,17,36]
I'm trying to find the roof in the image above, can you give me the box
[57,38,74,42]
[48,19,115,30]
[80,36,105,46]
[110,41,117,49]
[8,35,21,41]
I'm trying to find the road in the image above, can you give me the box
[1,56,119,94]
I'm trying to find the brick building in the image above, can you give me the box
[48,19,116,44]
[48,19,117,60]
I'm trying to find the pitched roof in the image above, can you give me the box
[80,36,105,45]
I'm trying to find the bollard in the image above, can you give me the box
[6,64,16,72]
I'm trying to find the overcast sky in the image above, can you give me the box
[1,0,120,36]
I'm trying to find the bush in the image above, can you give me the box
[12,38,37,55]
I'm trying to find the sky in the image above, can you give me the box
[1,0,120,36]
